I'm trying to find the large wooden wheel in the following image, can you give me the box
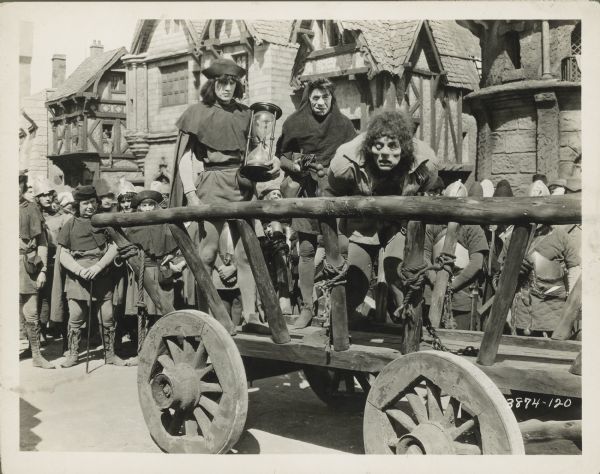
[364,351,524,454]
[303,366,375,411]
[137,310,247,453]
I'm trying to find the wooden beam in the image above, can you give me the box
[419,76,424,140]
[430,75,439,149]
[167,222,237,335]
[92,196,582,229]
[305,43,358,60]
[400,221,426,354]
[519,419,581,442]
[319,218,349,351]
[477,224,531,366]
[428,222,459,327]
[457,90,463,164]
[443,96,459,163]
[233,219,290,344]
[299,66,370,82]
[569,351,581,375]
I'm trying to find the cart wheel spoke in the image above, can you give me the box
[443,397,460,428]
[198,395,220,418]
[453,441,482,455]
[406,390,428,424]
[356,373,372,393]
[386,408,417,431]
[193,407,213,437]
[157,354,174,371]
[165,338,184,365]
[182,338,196,360]
[425,381,444,423]
[185,418,198,437]
[449,418,476,440]
[198,382,223,394]
[192,341,207,369]
[196,363,214,380]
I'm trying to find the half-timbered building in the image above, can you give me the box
[46,42,134,188]
[123,19,298,186]
[290,20,481,184]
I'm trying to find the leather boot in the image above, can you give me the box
[61,328,81,368]
[25,321,55,369]
[104,326,127,366]
[293,303,314,329]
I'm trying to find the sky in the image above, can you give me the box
[19,8,139,93]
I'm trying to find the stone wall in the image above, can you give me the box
[558,90,581,178]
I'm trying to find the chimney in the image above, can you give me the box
[52,54,66,89]
[90,40,104,57]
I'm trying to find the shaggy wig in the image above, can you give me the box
[305,77,336,100]
[200,75,245,106]
[362,111,415,174]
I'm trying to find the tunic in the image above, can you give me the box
[124,224,178,316]
[325,134,439,246]
[19,200,47,294]
[57,217,113,302]
[508,226,580,332]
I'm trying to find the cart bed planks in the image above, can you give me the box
[230,329,581,398]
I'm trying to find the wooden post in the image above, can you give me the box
[233,219,290,344]
[319,218,350,351]
[374,248,388,323]
[569,351,581,375]
[167,223,236,335]
[552,276,582,340]
[106,227,175,315]
[477,224,531,366]
[428,222,459,327]
[400,221,426,354]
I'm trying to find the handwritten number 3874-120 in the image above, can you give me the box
[506,397,572,409]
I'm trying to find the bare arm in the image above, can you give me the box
[59,248,85,276]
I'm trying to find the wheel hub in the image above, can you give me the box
[395,422,455,455]
[150,363,201,411]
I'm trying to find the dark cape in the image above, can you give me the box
[169,100,251,208]
[276,87,357,168]
[125,225,177,258]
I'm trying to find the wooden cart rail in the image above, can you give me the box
[92,195,581,227]
[92,195,582,370]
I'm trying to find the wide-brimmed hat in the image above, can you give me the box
[132,190,163,209]
[32,176,55,197]
[202,57,246,79]
[528,180,550,197]
[480,179,495,197]
[443,180,468,198]
[73,185,97,201]
[493,179,513,197]
[468,181,484,198]
[57,191,75,207]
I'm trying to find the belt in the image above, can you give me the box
[203,162,240,171]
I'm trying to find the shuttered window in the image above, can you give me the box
[161,63,188,107]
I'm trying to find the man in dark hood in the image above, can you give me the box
[277,78,356,328]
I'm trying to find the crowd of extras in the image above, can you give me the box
[18,61,583,371]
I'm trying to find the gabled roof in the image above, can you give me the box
[340,20,421,76]
[246,20,294,46]
[130,20,201,55]
[198,20,295,48]
[47,48,127,102]
[335,20,480,91]
[428,20,480,90]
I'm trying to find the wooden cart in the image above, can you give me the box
[93,195,582,455]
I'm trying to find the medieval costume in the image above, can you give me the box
[170,57,272,334]
[57,185,126,367]
[19,182,53,369]
[276,79,356,327]
[124,190,181,347]
[325,111,438,319]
